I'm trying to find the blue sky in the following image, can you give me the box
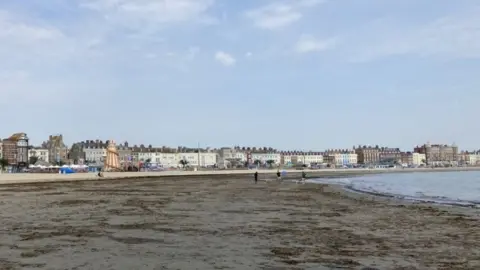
[1,0,479,151]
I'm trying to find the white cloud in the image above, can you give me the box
[81,0,215,28]
[294,35,336,53]
[214,51,236,66]
[298,0,325,7]
[245,52,253,57]
[0,11,62,42]
[246,0,324,30]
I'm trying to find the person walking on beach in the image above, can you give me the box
[254,171,258,184]
[276,170,281,181]
[301,171,306,184]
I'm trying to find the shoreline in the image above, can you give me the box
[343,185,480,209]
[0,166,479,185]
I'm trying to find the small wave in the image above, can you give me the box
[307,178,352,186]
[345,186,480,208]
[307,175,480,208]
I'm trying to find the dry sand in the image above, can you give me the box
[0,175,479,270]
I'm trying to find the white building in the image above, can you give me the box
[135,151,218,168]
[412,153,426,166]
[178,152,217,167]
[217,148,247,168]
[153,153,179,167]
[281,152,324,166]
[467,153,480,165]
[0,141,2,159]
[323,151,357,166]
[84,147,107,164]
[300,152,324,165]
[333,153,357,166]
[251,152,281,165]
[28,148,49,163]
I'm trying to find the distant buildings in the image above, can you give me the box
[42,135,68,164]
[355,146,380,164]
[217,148,247,168]
[133,149,217,168]
[70,140,219,168]
[401,152,413,165]
[117,143,133,165]
[84,146,107,164]
[323,149,357,167]
[2,130,478,169]
[467,152,480,165]
[69,140,109,164]
[28,148,49,163]
[414,143,458,166]
[1,133,29,171]
[251,152,281,166]
[457,151,480,165]
[281,151,324,166]
[354,145,402,165]
[379,147,402,164]
[412,153,426,166]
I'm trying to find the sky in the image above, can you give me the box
[1,0,480,151]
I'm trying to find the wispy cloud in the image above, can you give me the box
[349,7,480,61]
[81,0,215,29]
[245,0,324,30]
[0,10,62,42]
[214,51,236,66]
[294,35,336,53]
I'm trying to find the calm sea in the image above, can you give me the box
[309,171,480,207]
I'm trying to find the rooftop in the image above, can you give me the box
[7,132,28,141]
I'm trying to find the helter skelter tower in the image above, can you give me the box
[104,140,121,171]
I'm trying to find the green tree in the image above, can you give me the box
[179,159,189,168]
[29,156,39,165]
[0,158,8,172]
[266,159,275,168]
[145,158,152,164]
[254,159,261,166]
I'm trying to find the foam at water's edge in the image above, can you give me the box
[307,178,480,208]
[345,185,480,208]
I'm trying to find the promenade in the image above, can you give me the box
[0,166,479,185]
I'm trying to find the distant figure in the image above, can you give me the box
[276,170,281,181]
[97,169,104,178]
[301,171,306,184]
[254,171,258,184]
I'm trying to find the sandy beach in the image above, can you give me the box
[0,174,479,270]
[1,166,480,185]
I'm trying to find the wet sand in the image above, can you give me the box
[0,176,479,270]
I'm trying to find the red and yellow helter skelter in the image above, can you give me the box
[104,140,122,171]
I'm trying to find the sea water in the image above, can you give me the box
[308,171,480,207]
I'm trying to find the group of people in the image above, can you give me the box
[253,170,307,184]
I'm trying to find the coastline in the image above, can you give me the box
[0,174,478,269]
[1,166,480,185]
